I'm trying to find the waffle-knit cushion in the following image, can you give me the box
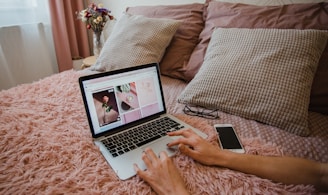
[92,13,180,71]
[126,4,205,81]
[178,28,328,136]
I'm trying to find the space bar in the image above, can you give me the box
[136,135,161,147]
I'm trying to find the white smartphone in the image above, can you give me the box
[214,124,245,153]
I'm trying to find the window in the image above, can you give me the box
[0,0,37,8]
[0,0,50,27]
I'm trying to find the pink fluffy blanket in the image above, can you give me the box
[0,70,315,194]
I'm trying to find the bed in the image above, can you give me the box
[1,0,328,194]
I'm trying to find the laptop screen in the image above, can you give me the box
[79,63,166,137]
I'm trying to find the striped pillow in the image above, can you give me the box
[178,28,328,136]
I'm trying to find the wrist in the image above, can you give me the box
[212,149,234,167]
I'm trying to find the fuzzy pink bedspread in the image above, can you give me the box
[0,70,322,194]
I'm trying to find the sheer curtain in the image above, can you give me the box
[0,0,58,90]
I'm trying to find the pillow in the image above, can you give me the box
[186,1,328,114]
[178,28,328,136]
[92,13,180,71]
[126,4,204,80]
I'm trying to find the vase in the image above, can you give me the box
[93,31,104,57]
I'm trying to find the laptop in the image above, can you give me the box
[79,63,207,180]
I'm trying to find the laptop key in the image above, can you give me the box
[111,152,118,157]
[109,149,116,153]
[130,145,136,150]
[136,135,161,147]
[118,151,124,155]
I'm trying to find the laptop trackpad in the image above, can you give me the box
[141,136,178,157]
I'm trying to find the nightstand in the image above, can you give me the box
[81,56,97,69]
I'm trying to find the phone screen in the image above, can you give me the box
[216,127,243,149]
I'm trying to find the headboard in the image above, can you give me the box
[95,0,328,18]
[94,0,328,40]
[95,0,204,18]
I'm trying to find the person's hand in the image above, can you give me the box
[168,129,222,166]
[134,148,189,195]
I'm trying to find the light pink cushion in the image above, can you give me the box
[187,1,328,114]
[126,4,205,80]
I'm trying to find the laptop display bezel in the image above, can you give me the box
[78,63,167,138]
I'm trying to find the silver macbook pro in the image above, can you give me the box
[79,63,207,180]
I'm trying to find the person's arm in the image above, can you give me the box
[217,151,328,192]
[168,129,328,192]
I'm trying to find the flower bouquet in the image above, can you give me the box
[77,3,114,56]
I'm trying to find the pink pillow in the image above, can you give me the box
[126,4,205,80]
[187,1,328,114]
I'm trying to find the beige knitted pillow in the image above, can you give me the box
[178,28,328,136]
[92,13,180,71]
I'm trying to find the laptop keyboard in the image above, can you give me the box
[101,117,185,157]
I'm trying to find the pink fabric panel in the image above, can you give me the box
[48,0,90,72]
[187,1,328,114]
